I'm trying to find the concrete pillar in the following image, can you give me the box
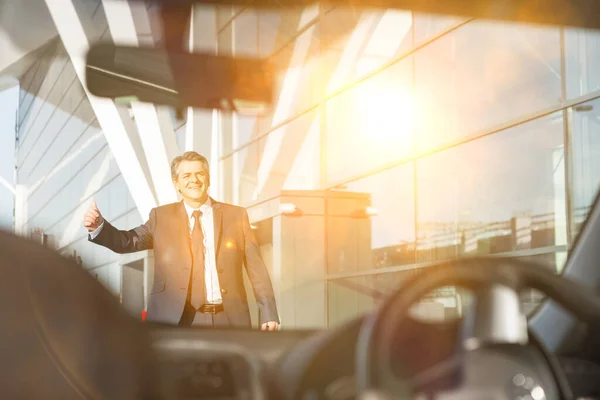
[143,254,155,311]
[245,190,373,329]
[14,184,28,236]
[553,146,568,270]
[511,215,532,250]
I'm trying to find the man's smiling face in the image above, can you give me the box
[173,160,210,204]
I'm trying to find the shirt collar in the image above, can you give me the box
[184,198,212,219]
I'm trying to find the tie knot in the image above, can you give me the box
[192,210,203,220]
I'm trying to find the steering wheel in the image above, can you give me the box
[356,257,600,399]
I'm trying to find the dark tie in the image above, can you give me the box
[189,210,206,308]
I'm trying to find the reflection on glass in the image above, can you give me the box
[233,10,258,57]
[415,21,561,153]
[327,251,565,327]
[233,114,259,153]
[321,7,412,95]
[564,29,600,100]
[328,275,376,327]
[217,16,233,56]
[235,143,259,207]
[416,114,566,262]
[249,112,320,203]
[326,57,413,184]
[258,6,320,58]
[328,270,466,327]
[216,5,235,31]
[327,163,415,274]
[413,13,466,43]
[570,99,600,234]
[259,28,321,134]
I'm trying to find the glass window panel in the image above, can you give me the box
[258,6,319,58]
[175,123,186,153]
[328,271,466,327]
[258,28,321,134]
[320,6,363,50]
[216,5,234,31]
[235,143,260,207]
[233,10,257,57]
[259,11,284,58]
[321,7,412,96]
[570,98,600,234]
[327,275,378,327]
[564,29,600,99]
[219,113,234,157]
[414,21,561,153]
[220,112,260,155]
[416,114,567,262]
[326,58,413,184]
[327,163,415,275]
[220,155,234,204]
[327,251,565,327]
[253,111,320,202]
[217,21,233,56]
[413,13,466,44]
[234,114,259,149]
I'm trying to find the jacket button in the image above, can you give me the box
[217,268,224,274]
[221,288,228,294]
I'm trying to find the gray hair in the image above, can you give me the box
[170,151,210,181]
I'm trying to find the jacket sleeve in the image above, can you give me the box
[241,209,280,324]
[88,208,156,254]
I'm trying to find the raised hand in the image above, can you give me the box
[83,200,104,232]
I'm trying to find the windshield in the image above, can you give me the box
[2,0,600,330]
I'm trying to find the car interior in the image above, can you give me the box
[3,0,600,399]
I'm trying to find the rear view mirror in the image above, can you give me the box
[85,43,274,115]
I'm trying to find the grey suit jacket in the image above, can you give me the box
[89,199,279,327]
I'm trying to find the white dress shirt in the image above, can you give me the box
[184,199,222,304]
[90,199,222,304]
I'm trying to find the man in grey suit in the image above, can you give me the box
[83,151,279,330]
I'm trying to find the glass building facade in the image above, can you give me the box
[193,6,600,327]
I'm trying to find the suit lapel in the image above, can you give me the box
[178,201,191,248]
[212,198,224,259]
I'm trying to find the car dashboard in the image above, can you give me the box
[148,319,600,400]
[149,327,317,400]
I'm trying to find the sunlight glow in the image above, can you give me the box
[361,11,412,59]
[280,203,297,214]
[354,80,414,152]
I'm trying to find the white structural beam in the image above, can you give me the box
[187,5,219,198]
[14,184,27,236]
[44,0,156,219]
[0,0,58,73]
[252,7,317,200]
[250,10,412,199]
[0,175,15,195]
[102,0,179,205]
[186,6,217,156]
